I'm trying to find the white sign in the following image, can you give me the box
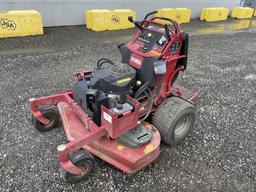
[103,112,112,123]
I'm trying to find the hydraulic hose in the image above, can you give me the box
[96,58,115,70]
[134,81,150,99]
[139,88,153,123]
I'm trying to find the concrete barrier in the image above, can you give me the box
[231,7,254,19]
[113,9,135,29]
[200,7,229,22]
[175,8,192,23]
[0,10,43,38]
[85,9,135,31]
[155,8,192,24]
[85,9,111,31]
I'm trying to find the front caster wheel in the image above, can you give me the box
[32,108,59,132]
[61,150,95,183]
[153,96,196,145]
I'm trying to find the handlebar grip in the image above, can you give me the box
[144,10,158,20]
[128,16,134,23]
[128,16,143,30]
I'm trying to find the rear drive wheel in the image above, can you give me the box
[61,150,95,183]
[32,108,59,132]
[152,96,196,145]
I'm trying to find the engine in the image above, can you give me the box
[72,64,136,126]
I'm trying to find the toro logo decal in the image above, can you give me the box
[129,54,143,69]
[111,15,120,24]
[0,19,16,30]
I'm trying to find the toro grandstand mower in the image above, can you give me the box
[29,11,198,183]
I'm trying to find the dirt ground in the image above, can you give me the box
[0,19,256,192]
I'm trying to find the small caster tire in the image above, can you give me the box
[32,108,59,132]
[61,150,95,183]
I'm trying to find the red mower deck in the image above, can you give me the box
[29,83,197,175]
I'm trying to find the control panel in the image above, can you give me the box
[136,27,168,53]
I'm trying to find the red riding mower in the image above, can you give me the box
[29,11,198,183]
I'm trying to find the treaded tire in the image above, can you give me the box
[152,97,196,145]
[61,150,95,184]
[32,108,59,132]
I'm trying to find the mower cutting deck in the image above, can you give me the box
[29,11,198,183]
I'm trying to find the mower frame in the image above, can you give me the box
[29,15,198,177]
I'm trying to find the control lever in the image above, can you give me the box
[164,24,171,42]
[128,16,143,30]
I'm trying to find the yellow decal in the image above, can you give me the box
[116,77,131,84]
[144,144,154,154]
[117,145,125,151]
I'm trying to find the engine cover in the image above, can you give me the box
[72,64,136,126]
[90,64,136,96]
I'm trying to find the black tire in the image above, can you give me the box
[152,96,196,145]
[61,150,95,183]
[32,108,59,132]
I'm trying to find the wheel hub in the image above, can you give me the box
[174,114,192,138]
[79,164,89,176]
[43,118,54,128]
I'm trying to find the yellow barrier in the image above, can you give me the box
[85,9,135,31]
[155,8,175,24]
[0,10,43,38]
[231,7,254,19]
[155,8,192,24]
[85,9,111,31]
[175,8,192,23]
[200,8,209,21]
[254,9,256,16]
[200,7,229,22]
[112,9,135,29]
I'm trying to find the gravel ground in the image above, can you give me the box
[0,20,256,192]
